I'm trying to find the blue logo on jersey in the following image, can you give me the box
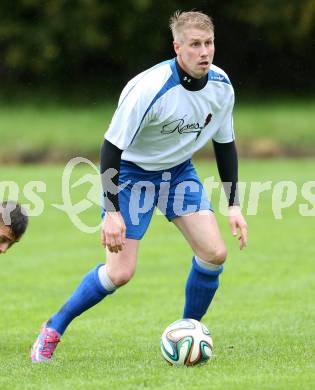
[209,74,225,81]
[161,113,212,140]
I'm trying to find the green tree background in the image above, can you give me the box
[1,0,314,95]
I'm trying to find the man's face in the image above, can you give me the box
[0,224,16,254]
[174,27,215,79]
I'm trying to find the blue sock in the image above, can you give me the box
[47,264,113,334]
[183,257,223,321]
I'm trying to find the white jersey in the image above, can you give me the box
[105,58,235,171]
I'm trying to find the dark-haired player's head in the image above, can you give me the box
[0,201,28,254]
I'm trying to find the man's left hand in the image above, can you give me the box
[228,206,247,250]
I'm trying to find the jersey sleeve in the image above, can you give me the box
[104,69,167,150]
[212,91,235,143]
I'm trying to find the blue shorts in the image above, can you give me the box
[101,159,212,240]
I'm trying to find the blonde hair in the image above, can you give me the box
[169,10,214,42]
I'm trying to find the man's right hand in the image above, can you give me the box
[101,211,126,253]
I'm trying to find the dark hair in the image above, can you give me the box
[0,201,29,239]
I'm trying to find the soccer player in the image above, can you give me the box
[31,10,247,362]
[0,201,28,254]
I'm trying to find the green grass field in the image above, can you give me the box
[0,159,314,389]
[0,99,315,160]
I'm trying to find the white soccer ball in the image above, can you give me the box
[160,318,213,366]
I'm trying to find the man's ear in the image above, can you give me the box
[173,41,180,55]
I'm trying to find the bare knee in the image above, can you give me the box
[195,245,227,265]
[211,247,228,265]
[108,267,135,287]
[106,255,137,287]
[105,240,139,287]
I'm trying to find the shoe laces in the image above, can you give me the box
[40,329,60,358]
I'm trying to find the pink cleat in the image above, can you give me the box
[31,323,61,362]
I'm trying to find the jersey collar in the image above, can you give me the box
[175,59,208,91]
